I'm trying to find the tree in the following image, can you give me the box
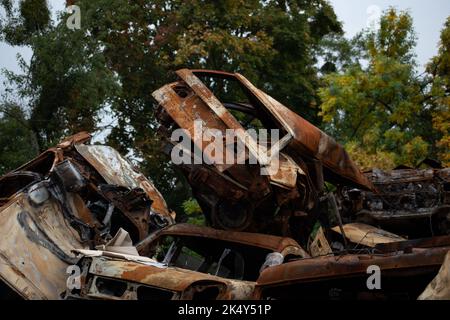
[0,0,343,214]
[427,17,450,166]
[319,8,446,169]
[0,103,39,175]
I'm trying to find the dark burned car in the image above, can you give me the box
[254,235,450,300]
[153,69,374,245]
[65,224,308,300]
[338,167,450,239]
[153,69,450,244]
[0,132,174,299]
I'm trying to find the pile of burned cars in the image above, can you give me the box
[1,69,449,300]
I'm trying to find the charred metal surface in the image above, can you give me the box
[137,223,309,259]
[153,69,373,245]
[374,235,450,253]
[1,70,450,301]
[17,211,78,264]
[0,192,84,299]
[338,168,450,238]
[150,69,450,301]
[66,256,255,300]
[255,245,450,300]
[0,132,175,299]
[419,251,450,300]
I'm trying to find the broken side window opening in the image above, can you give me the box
[193,73,283,133]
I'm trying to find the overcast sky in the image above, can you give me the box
[1,0,449,92]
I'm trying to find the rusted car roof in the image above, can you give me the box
[137,223,308,257]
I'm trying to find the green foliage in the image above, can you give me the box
[182,198,205,226]
[319,8,447,168]
[367,7,416,63]
[0,0,50,45]
[427,17,450,166]
[0,104,39,175]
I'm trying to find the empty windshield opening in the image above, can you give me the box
[153,235,272,281]
[194,74,283,133]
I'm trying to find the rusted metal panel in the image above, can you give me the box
[137,223,308,258]
[75,144,144,189]
[152,82,236,172]
[188,69,374,190]
[75,144,172,218]
[89,257,225,292]
[375,235,450,253]
[153,68,374,244]
[57,131,92,148]
[418,251,450,300]
[331,223,406,248]
[77,256,256,300]
[256,246,450,287]
[0,193,84,299]
[269,154,305,189]
[0,132,176,299]
[309,227,333,258]
[339,168,450,239]
[175,69,269,167]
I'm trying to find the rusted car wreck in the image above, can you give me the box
[0,132,174,299]
[0,68,449,300]
[153,69,374,246]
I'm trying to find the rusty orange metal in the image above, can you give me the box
[184,69,374,190]
[137,223,309,258]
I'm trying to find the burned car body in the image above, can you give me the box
[254,236,450,300]
[153,69,373,244]
[338,168,450,239]
[65,224,307,300]
[66,251,255,301]
[151,69,450,301]
[0,132,173,299]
